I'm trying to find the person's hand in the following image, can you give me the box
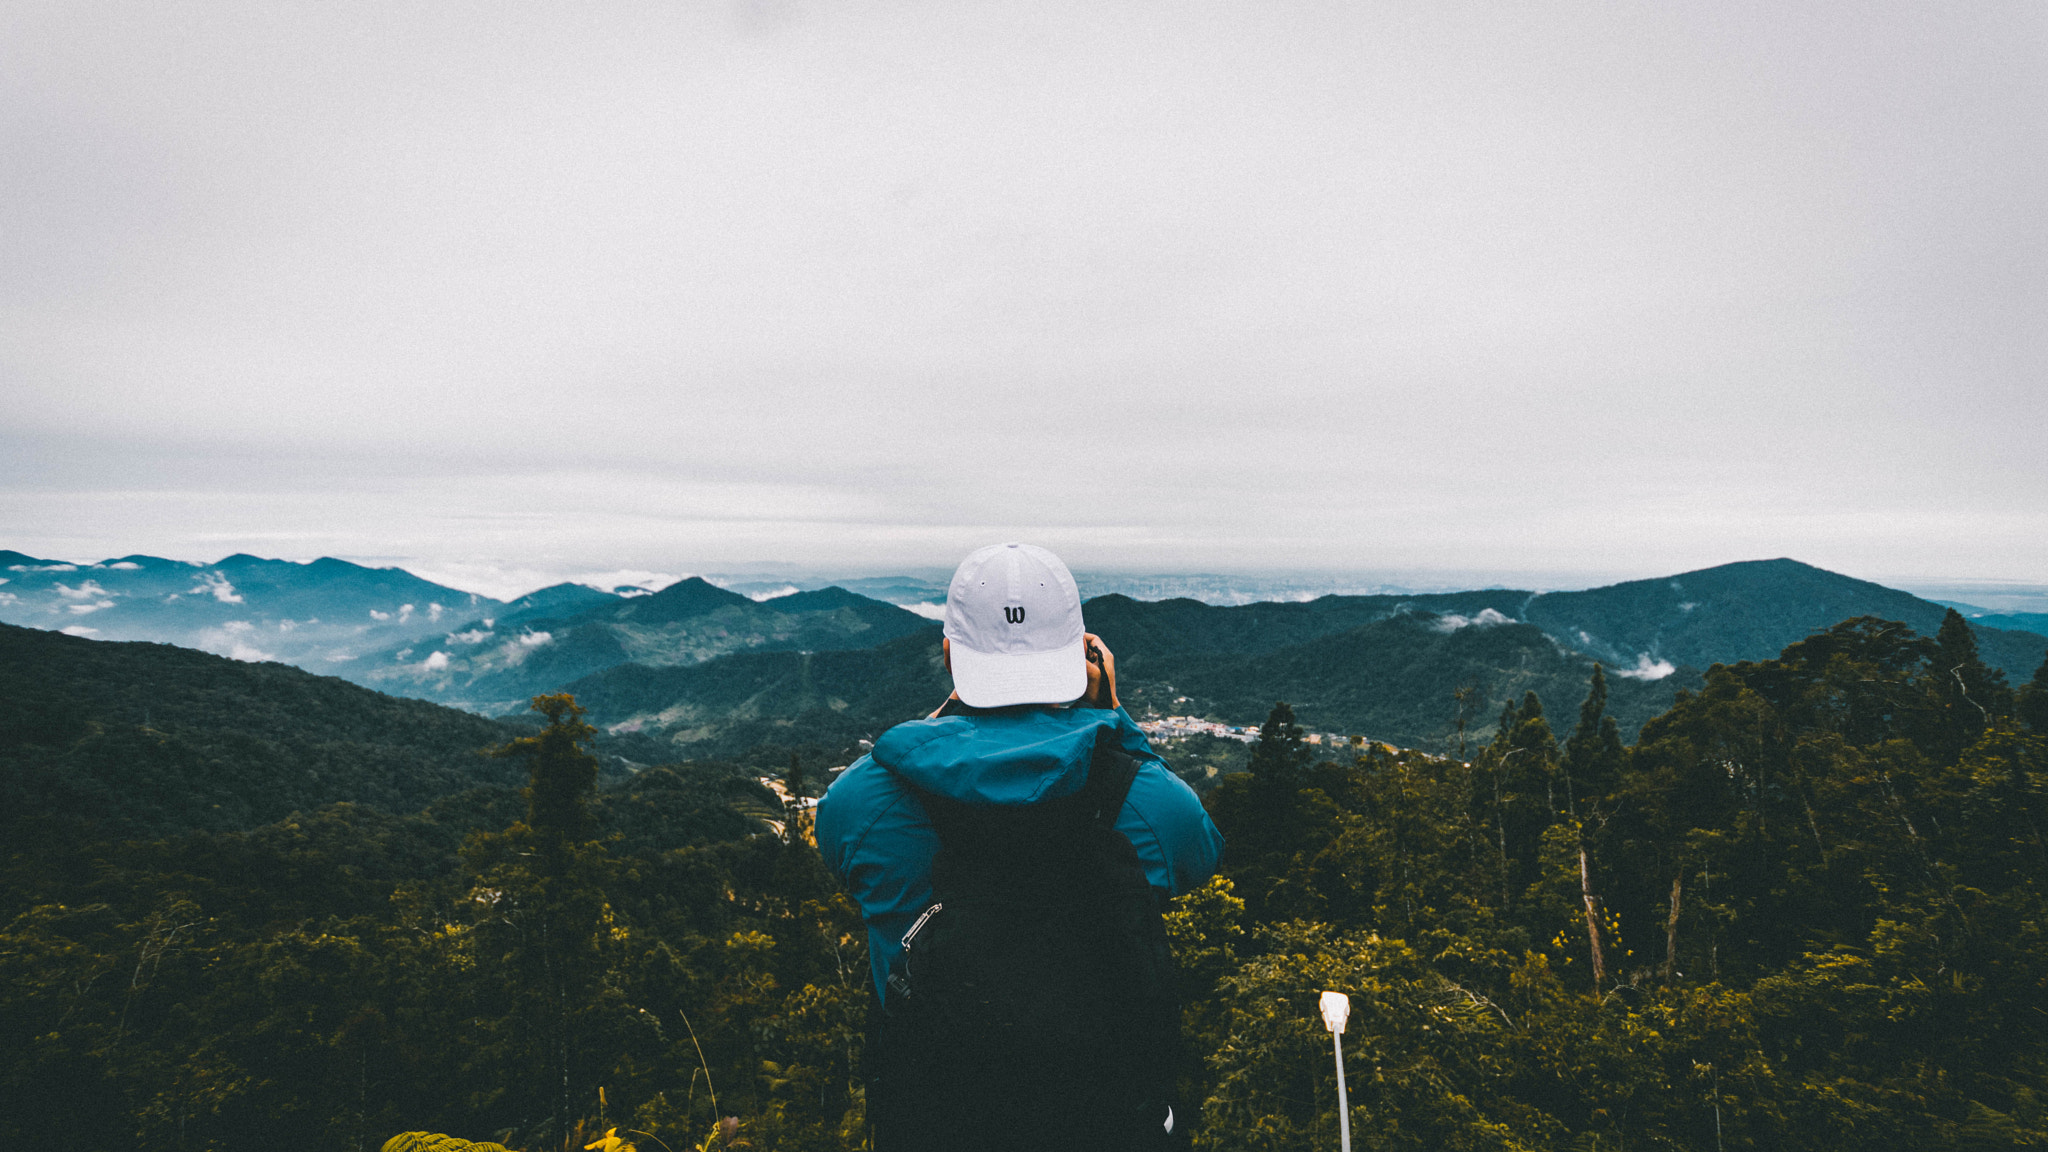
[1084,632,1118,710]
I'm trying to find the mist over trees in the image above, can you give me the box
[5,611,2048,1149]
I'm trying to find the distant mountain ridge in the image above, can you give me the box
[1523,558,2046,677]
[0,550,501,669]
[350,577,936,715]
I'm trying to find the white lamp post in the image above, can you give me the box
[1320,991,1352,1152]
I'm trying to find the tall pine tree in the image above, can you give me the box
[1931,609,2012,759]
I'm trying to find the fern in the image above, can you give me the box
[381,1133,513,1152]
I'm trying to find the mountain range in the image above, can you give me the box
[350,577,934,714]
[559,558,2048,762]
[0,550,503,670]
[6,550,2043,766]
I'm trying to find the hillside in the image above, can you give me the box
[1080,588,1532,662]
[563,626,951,761]
[351,579,935,714]
[0,622,525,837]
[1526,557,2048,677]
[1113,610,1690,750]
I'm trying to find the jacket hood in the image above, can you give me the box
[871,706,1125,806]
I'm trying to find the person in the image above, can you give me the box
[817,542,1223,1151]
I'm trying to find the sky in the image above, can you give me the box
[4,1,2044,598]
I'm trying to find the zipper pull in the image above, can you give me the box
[901,902,943,949]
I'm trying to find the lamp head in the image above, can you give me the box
[1319,990,1350,1034]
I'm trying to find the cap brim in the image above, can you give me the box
[949,635,1089,708]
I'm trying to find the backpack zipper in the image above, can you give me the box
[901,902,943,949]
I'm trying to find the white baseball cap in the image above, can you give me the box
[943,542,1088,708]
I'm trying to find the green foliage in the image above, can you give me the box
[1184,614,2048,1151]
[382,1133,512,1152]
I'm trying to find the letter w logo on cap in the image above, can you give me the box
[1003,606,1026,624]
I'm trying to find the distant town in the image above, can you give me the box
[1136,714,1399,754]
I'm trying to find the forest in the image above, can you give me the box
[5,608,2048,1150]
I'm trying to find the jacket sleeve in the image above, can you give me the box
[815,755,939,1003]
[1107,708,1224,896]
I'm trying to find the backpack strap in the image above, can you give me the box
[1079,732,1141,829]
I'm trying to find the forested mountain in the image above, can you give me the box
[1526,557,2048,676]
[0,622,524,838]
[0,550,499,669]
[1108,608,1688,751]
[352,580,935,715]
[562,626,950,762]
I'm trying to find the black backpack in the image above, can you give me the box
[868,730,1184,1151]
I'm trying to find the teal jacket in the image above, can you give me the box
[816,704,1224,1003]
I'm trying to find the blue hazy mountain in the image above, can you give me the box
[1522,558,2046,678]
[0,551,500,670]
[1933,601,2048,644]
[349,578,936,715]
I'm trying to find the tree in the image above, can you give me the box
[1562,665,1625,818]
[497,693,601,852]
[1561,667,1626,988]
[1930,609,2011,759]
[466,694,619,1145]
[1247,700,1310,793]
[2021,654,2048,735]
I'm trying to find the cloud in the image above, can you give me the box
[67,600,116,615]
[572,570,685,596]
[747,585,801,601]
[191,571,243,603]
[422,650,450,671]
[903,602,947,621]
[448,628,493,645]
[59,625,99,637]
[229,643,277,662]
[369,609,391,621]
[0,591,17,605]
[54,579,113,601]
[1613,653,1677,681]
[106,561,142,569]
[1433,607,1514,633]
[517,630,552,647]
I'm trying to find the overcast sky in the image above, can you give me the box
[4,1,2044,596]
